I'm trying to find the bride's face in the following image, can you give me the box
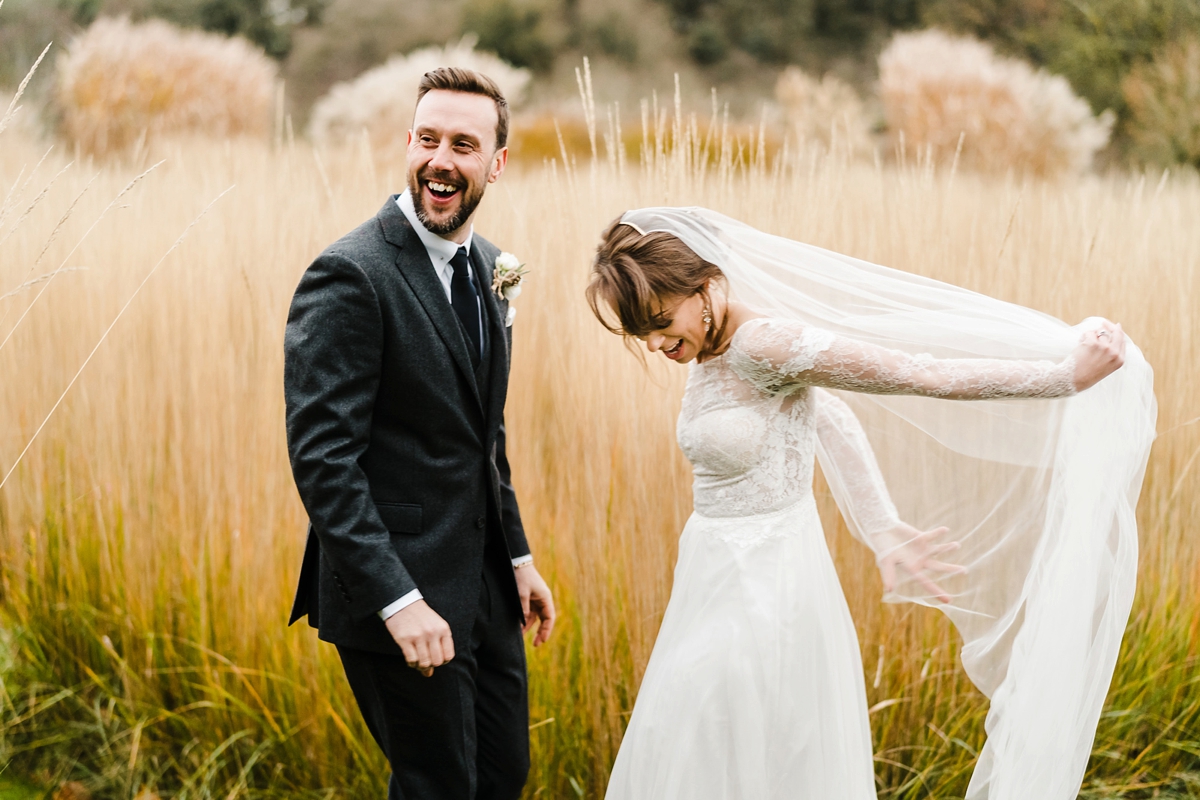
[638,292,709,364]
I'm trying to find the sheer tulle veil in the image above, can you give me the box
[620,206,1157,800]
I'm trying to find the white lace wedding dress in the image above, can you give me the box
[604,317,1077,800]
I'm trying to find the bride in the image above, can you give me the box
[585,207,1156,800]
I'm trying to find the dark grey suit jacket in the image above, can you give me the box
[284,196,529,654]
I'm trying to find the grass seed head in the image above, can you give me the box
[775,67,873,157]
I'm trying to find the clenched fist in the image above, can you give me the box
[385,599,455,677]
[1072,319,1126,392]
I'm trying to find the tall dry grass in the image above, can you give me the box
[0,94,1198,797]
[775,66,873,157]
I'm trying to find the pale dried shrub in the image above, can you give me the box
[775,66,873,156]
[308,35,531,153]
[1123,36,1200,168]
[56,16,277,157]
[879,29,1113,176]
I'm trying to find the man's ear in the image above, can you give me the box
[488,146,509,184]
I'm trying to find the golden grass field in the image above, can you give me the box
[0,110,1198,797]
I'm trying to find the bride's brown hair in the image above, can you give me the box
[586,215,730,359]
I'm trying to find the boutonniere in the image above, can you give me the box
[492,252,528,327]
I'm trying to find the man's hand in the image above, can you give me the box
[384,599,455,677]
[876,523,965,603]
[514,565,556,647]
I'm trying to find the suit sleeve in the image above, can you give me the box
[284,252,417,620]
[496,320,531,560]
[495,415,530,560]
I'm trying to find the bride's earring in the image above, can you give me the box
[702,303,713,333]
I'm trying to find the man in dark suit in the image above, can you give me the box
[284,67,555,799]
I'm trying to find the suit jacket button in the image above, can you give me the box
[475,516,486,529]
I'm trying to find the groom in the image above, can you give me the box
[284,67,555,799]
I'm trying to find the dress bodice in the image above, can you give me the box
[677,317,1077,521]
[679,352,820,518]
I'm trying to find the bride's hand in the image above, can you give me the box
[876,523,965,603]
[1071,320,1126,392]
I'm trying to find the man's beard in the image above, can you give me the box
[408,171,486,235]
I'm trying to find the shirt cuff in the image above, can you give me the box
[378,588,423,621]
[511,554,534,567]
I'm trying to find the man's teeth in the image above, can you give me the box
[428,182,457,193]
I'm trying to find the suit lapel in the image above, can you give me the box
[472,245,510,442]
[378,197,483,411]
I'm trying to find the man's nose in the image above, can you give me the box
[428,140,456,172]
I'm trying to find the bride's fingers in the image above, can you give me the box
[926,559,968,574]
[880,559,896,593]
[916,572,951,603]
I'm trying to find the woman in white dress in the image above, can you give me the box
[585,208,1155,800]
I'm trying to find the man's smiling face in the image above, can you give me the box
[406,90,508,239]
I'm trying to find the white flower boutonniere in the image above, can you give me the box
[492,251,527,327]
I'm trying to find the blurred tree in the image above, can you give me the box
[688,18,730,64]
[921,0,1200,159]
[145,0,327,58]
[283,0,462,126]
[58,0,105,25]
[591,11,639,63]
[462,0,556,71]
[0,0,77,97]
[656,0,924,66]
[1123,35,1200,166]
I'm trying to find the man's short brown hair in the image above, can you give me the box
[416,67,510,150]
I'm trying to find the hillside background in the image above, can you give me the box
[3,0,1199,166]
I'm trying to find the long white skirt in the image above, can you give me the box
[605,495,878,799]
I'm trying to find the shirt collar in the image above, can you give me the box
[397,189,473,264]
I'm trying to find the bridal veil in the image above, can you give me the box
[620,206,1157,800]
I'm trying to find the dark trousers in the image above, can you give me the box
[337,548,529,800]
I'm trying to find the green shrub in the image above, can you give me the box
[462,0,556,72]
[687,20,729,65]
[591,11,639,64]
[922,0,1200,147]
[1123,36,1200,166]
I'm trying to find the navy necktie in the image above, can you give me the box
[449,246,482,361]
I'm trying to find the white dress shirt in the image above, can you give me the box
[379,192,532,622]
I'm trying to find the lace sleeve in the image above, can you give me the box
[811,389,900,538]
[726,318,1077,400]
